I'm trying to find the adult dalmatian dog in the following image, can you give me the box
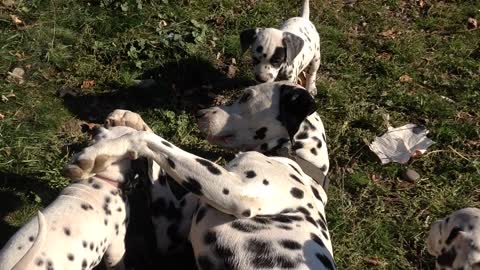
[0,125,136,270]
[426,208,480,270]
[63,107,336,270]
[240,0,321,96]
[104,81,330,258]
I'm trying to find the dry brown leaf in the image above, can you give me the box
[467,17,478,29]
[363,256,386,266]
[158,20,168,28]
[466,140,480,147]
[378,29,396,39]
[399,74,413,83]
[10,14,24,26]
[81,80,95,89]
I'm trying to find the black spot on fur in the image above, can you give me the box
[263,179,269,185]
[277,225,293,230]
[245,170,256,178]
[29,236,34,242]
[214,242,234,258]
[256,46,263,53]
[279,239,302,250]
[320,165,327,172]
[81,203,91,210]
[311,233,325,247]
[82,240,87,248]
[230,221,265,233]
[290,187,304,199]
[64,227,71,236]
[297,206,310,216]
[446,227,462,245]
[254,127,268,140]
[222,188,229,195]
[296,132,308,140]
[311,186,324,203]
[183,177,203,195]
[246,238,273,256]
[251,216,271,224]
[270,47,286,67]
[316,253,336,270]
[289,164,302,175]
[322,229,330,240]
[196,207,207,224]
[67,253,74,261]
[161,140,173,147]
[317,216,328,231]
[307,203,314,209]
[166,158,176,169]
[195,158,222,175]
[204,230,217,245]
[90,242,94,250]
[36,258,44,266]
[290,174,303,185]
[312,136,323,148]
[270,214,303,223]
[82,259,87,269]
[92,183,101,189]
[306,216,318,227]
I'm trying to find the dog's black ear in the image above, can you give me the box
[240,28,259,53]
[278,84,316,140]
[282,32,304,64]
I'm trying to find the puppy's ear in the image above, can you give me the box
[240,28,259,53]
[282,32,304,64]
[278,84,316,140]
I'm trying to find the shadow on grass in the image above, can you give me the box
[0,172,57,247]
[60,56,253,123]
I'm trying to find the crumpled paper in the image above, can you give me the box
[369,124,434,164]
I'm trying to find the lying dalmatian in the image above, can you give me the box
[427,208,480,270]
[105,81,330,256]
[240,0,321,96]
[63,117,337,270]
[0,125,136,270]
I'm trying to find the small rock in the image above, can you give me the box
[403,169,420,182]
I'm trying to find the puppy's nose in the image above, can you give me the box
[255,74,268,83]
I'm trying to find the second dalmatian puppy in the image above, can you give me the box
[240,0,321,96]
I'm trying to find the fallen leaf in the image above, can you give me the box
[158,20,168,28]
[399,74,413,83]
[1,95,8,102]
[363,256,386,266]
[6,67,25,84]
[0,113,4,120]
[378,29,396,39]
[467,17,478,29]
[81,80,95,89]
[10,14,24,26]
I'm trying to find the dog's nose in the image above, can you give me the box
[255,74,268,83]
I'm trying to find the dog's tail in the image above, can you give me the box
[301,0,310,19]
[11,211,47,270]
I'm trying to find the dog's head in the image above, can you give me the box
[196,81,315,150]
[427,208,480,270]
[65,126,136,184]
[240,28,304,83]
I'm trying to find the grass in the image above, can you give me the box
[1,0,479,269]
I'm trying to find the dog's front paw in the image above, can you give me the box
[63,150,114,180]
[307,86,317,97]
[105,109,152,132]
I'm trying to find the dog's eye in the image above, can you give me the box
[252,57,260,65]
[238,92,252,104]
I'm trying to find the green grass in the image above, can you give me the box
[1,0,479,269]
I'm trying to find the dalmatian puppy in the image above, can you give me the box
[196,81,329,189]
[105,110,198,256]
[427,208,480,270]
[63,124,336,270]
[0,126,135,270]
[240,0,321,96]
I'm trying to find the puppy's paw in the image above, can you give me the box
[105,109,151,132]
[307,86,317,97]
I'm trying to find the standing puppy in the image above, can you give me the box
[241,0,321,96]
